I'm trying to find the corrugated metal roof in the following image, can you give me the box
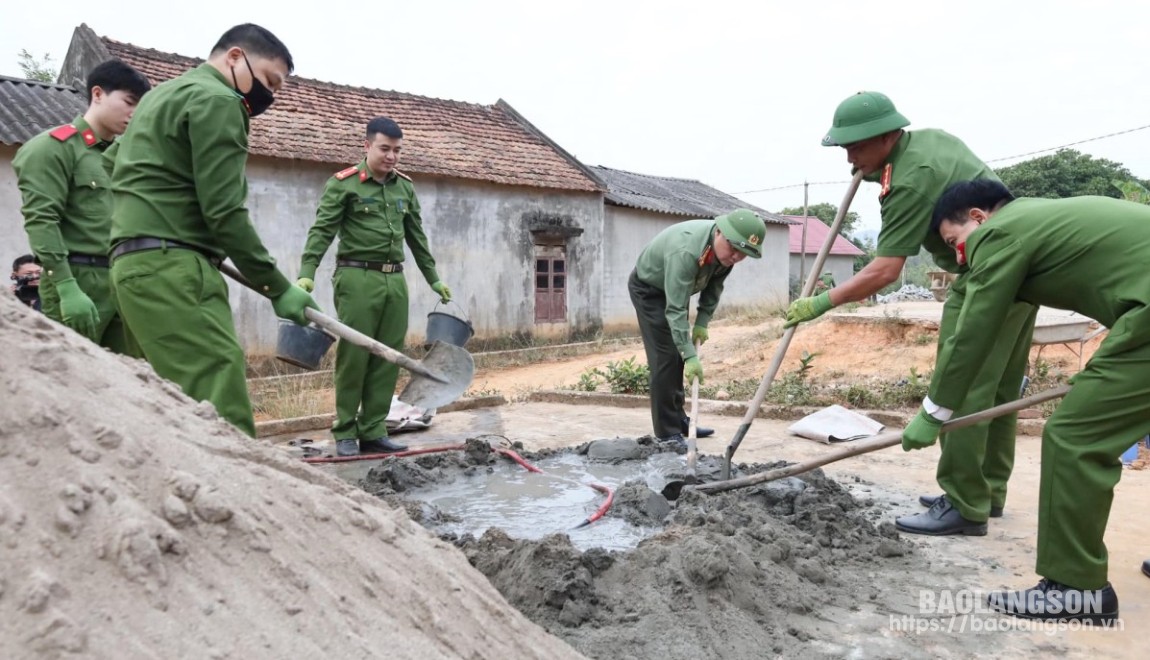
[0,75,86,146]
[589,165,791,225]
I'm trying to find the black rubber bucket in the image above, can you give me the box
[425,302,474,349]
[276,319,336,370]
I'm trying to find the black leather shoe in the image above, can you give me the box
[987,579,1119,623]
[919,493,1003,518]
[681,417,714,438]
[896,495,987,536]
[335,439,359,457]
[1142,559,1149,579]
[359,437,408,454]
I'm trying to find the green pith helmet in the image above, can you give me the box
[715,209,766,258]
[821,91,910,147]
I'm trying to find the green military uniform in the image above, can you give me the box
[299,160,441,442]
[13,116,129,352]
[107,63,293,437]
[630,219,737,438]
[930,195,1150,589]
[871,129,1038,523]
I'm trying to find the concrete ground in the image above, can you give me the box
[273,400,1146,657]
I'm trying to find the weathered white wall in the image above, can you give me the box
[1,145,33,260]
[238,157,604,353]
[602,205,790,329]
[4,152,604,354]
[788,253,857,292]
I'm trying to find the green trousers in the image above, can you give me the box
[936,275,1038,522]
[332,267,408,441]
[40,263,133,355]
[629,270,685,439]
[111,249,256,437]
[1037,310,1150,589]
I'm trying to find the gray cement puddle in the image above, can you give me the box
[404,451,681,551]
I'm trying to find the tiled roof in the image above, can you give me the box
[98,37,600,192]
[0,75,86,146]
[784,215,865,256]
[589,165,791,224]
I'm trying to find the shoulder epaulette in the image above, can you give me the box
[49,125,78,142]
[334,165,359,180]
[394,169,412,182]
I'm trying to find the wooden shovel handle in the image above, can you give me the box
[697,384,1070,495]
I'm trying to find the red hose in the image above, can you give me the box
[301,441,614,528]
[574,483,615,529]
[493,447,544,473]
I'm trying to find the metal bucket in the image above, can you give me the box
[276,319,336,370]
[425,302,474,349]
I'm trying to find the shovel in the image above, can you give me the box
[662,341,701,500]
[676,384,1070,498]
[720,171,864,480]
[219,262,475,410]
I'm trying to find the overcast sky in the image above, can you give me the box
[4,0,1150,234]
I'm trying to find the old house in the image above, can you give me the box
[784,214,864,291]
[0,75,88,261]
[591,165,792,329]
[2,24,794,354]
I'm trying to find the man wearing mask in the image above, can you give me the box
[296,117,450,457]
[903,178,1150,622]
[106,23,318,437]
[10,255,42,311]
[13,59,150,349]
[785,92,1037,536]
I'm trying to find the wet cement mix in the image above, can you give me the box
[354,435,984,659]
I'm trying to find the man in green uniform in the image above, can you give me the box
[107,24,318,438]
[13,59,151,351]
[296,117,450,457]
[786,92,1037,535]
[629,210,766,444]
[10,255,42,311]
[901,178,1148,622]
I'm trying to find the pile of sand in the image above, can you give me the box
[0,294,580,659]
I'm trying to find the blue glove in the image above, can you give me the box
[902,409,944,451]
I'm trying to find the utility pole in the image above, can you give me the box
[798,180,809,293]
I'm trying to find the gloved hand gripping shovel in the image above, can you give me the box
[220,262,475,410]
[720,171,864,480]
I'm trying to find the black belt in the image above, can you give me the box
[336,259,403,273]
[110,237,223,267]
[68,253,110,268]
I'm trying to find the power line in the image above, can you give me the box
[732,122,1150,195]
[985,123,1150,163]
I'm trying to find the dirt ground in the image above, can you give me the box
[288,400,1147,659]
[0,294,580,659]
[458,306,1103,398]
[273,305,1141,659]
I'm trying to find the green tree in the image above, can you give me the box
[996,149,1150,199]
[1113,179,1150,204]
[779,201,861,236]
[17,49,56,83]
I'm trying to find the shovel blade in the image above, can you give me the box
[399,340,475,410]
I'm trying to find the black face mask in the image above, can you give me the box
[231,51,276,117]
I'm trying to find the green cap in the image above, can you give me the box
[715,209,766,258]
[821,91,910,147]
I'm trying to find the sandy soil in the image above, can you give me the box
[0,294,580,660]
